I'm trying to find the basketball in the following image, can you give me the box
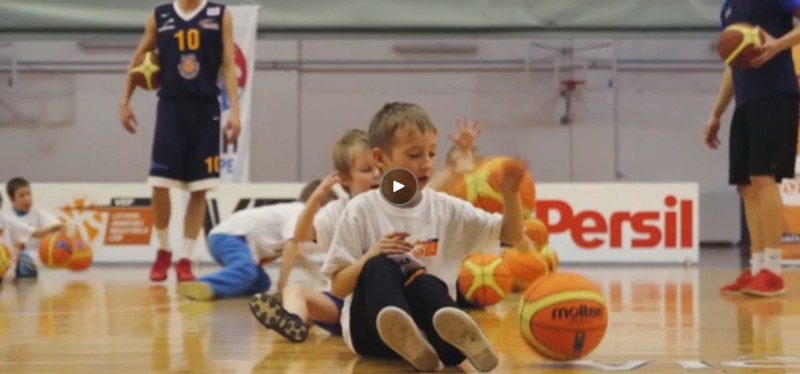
[518,272,608,361]
[130,50,161,90]
[0,243,11,278]
[67,237,93,271]
[457,253,514,306]
[541,245,559,272]
[39,233,75,268]
[502,247,550,291]
[524,219,549,248]
[717,23,766,69]
[447,156,536,218]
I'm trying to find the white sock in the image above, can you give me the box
[766,248,782,274]
[181,238,196,260]
[157,228,170,251]
[750,252,764,275]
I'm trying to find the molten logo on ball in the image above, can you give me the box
[552,304,605,320]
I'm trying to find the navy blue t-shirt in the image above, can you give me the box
[154,1,225,100]
[721,0,800,106]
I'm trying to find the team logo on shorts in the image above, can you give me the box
[178,54,200,79]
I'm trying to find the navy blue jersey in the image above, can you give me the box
[721,0,800,106]
[154,1,225,99]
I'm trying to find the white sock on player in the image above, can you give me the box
[750,252,764,276]
[766,248,782,275]
[181,238,196,260]
[157,228,170,251]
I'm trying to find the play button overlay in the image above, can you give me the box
[380,167,418,206]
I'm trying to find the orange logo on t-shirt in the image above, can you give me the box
[411,239,439,258]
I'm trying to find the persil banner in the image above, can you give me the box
[1,183,699,264]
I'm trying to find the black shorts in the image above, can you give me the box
[148,98,221,191]
[729,94,799,185]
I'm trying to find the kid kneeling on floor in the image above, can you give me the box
[177,180,332,301]
[250,129,381,343]
[321,102,527,372]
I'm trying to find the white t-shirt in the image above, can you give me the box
[15,208,60,252]
[209,202,308,262]
[0,213,36,251]
[320,188,503,351]
[312,197,347,254]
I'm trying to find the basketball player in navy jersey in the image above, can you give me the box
[119,0,241,282]
[708,0,800,297]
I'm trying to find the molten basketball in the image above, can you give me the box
[525,219,549,248]
[457,253,514,306]
[518,272,608,361]
[0,243,11,278]
[717,23,766,69]
[447,156,536,218]
[39,233,74,268]
[67,237,93,271]
[130,50,161,90]
[502,248,550,291]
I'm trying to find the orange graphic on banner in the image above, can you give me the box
[101,207,154,245]
[58,198,154,246]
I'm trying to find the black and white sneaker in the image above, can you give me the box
[249,293,309,343]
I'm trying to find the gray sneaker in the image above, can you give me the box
[376,306,442,372]
[433,307,498,372]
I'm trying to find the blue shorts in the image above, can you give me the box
[149,98,221,190]
[310,291,344,336]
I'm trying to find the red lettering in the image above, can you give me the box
[631,212,660,247]
[571,211,606,248]
[533,196,694,249]
[609,212,631,248]
[535,199,573,233]
[664,196,677,248]
[680,199,693,248]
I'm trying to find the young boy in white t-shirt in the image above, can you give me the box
[321,102,526,372]
[177,180,331,301]
[0,193,64,283]
[250,129,380,343]
[6,178,64,279]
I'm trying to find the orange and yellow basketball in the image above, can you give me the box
[541,244,559,272]
[130,50,161,91]
[457,253,513,306]
[502,248,550,291]
[39,233,74,268]
[67,237,93,271]
[0,243,11,278]
[717,23,765,69]
[518,272,608,361]
[525,219,549,248]
[446,156,536,218]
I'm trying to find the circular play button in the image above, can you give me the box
[380,167,419,206]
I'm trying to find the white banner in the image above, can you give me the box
[5,182,698,264]
[535,184,699,264]
[219,5,258,183]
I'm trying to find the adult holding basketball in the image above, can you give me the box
[119,0,241,282]
[707,0,800,297]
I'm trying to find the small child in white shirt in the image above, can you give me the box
[177,180,332,301]
[5,177,64,279]
[321,102,528,372]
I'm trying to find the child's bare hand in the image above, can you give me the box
[500,158,527,195]
[448,115,482,150]
[315,171,341,194]
[367,231,413,257]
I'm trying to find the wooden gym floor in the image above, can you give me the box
[1,248,800,373]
